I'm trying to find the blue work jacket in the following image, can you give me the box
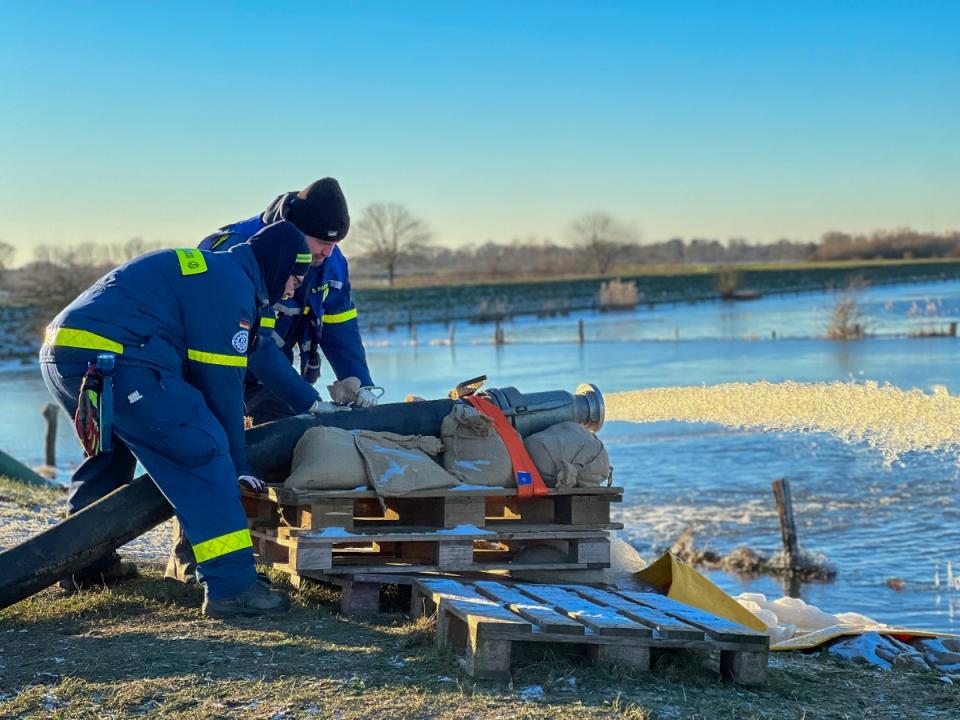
[199,192,372,413]
[40,245,265,476]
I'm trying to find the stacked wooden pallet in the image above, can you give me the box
[241,484,622,611]
[412,577,770,684]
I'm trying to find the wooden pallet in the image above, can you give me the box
[411,578,769,684]
[241,485,623,533]
[251,525,612,575]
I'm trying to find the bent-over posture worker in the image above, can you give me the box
[199,177,378,423]
[40,221,311,618]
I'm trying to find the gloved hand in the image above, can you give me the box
[308,399,339,414]
[238,474,266,493]
[356,387,381,408]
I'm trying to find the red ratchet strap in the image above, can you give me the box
[464,394,549,499]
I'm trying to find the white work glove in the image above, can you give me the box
[238,474,266,493]
[308,399,338,414]
[355,387,381,408]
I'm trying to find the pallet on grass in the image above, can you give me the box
[251,525,612,576]
[411,577,769,684]
[241,485,623,533]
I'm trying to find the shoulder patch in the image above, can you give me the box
[231,330,249,353]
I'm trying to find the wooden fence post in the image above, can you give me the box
[42,403,59,468]
[578,319,585,344]
[771,478,799,570]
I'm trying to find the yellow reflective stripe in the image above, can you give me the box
[322,308,358,324]
[192,528,253,563]
[260,317,276,328]
[44,327,125,354]
[187,348,247,367]
[210,233,231,250]
[175,248,207,276]
[295,252,312,264]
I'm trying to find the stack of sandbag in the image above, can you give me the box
[440,403,514,487]
[523,421,612,488]
[286,426,459,496]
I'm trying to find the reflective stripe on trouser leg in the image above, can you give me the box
[105,367,256,599]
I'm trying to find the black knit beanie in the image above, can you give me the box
[247,221,311,304]
[285,177,350,241]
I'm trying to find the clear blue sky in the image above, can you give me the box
[1,1,958,264]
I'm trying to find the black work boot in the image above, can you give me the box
[202,577,291,619]
[163,518,198,584]
[59,553,139,592]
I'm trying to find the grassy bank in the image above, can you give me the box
[353,257,960,290]
[1,478,957,718]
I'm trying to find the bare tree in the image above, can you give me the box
[354,203,431,285]
[568,213,638,275]
[0,241,14,272]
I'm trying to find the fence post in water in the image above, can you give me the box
[772,478,799,570]
[494,321,505,346]
[448,323,456,345]
[578,319,585,345]
[42,403,59,468]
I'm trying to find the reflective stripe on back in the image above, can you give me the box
[260,317,276,328]
[44,327,125,354]
[192,528,253,563]
[187,349,247,367]
[322,308,358,324]
[175,249,208,275]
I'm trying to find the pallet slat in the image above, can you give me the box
[571,586,705,640]
[474,581,586,635]
[616,590,768,646]
[515,584,653,638]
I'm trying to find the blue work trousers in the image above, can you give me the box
[41,360,257,599]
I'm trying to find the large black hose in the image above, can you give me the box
[0,399,455,610]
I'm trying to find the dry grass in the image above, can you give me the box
[1,567,957,719]
[598,279,639,310]
[1,478,957,717]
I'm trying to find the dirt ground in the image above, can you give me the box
[1,478,957,719]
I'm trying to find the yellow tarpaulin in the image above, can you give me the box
[771,624,954,651]
[634,553,958,651]
[634,552,767,633]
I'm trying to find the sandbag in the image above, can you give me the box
[440,403,514,487]
[354,431,457,496]
[523,421,612,488]
[286,426,367,490]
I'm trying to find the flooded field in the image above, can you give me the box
[2,279,959,630]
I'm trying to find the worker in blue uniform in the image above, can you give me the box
[163,178,379,585]
[198,177,378,424]
[40,221,312,618]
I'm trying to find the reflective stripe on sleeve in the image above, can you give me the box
[175,249,208,276]
[210,233,232,250]
[192,528,253,563]
[322,308,358,324]
[187,349,247,367]
[44,327,125,354]
[296,252,312,264]
[260,317,276,329]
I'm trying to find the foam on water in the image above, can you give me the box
[606,381,960,465]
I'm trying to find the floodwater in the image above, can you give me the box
[2,279,959,630]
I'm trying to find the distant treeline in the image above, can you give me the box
[353,229,960,282]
